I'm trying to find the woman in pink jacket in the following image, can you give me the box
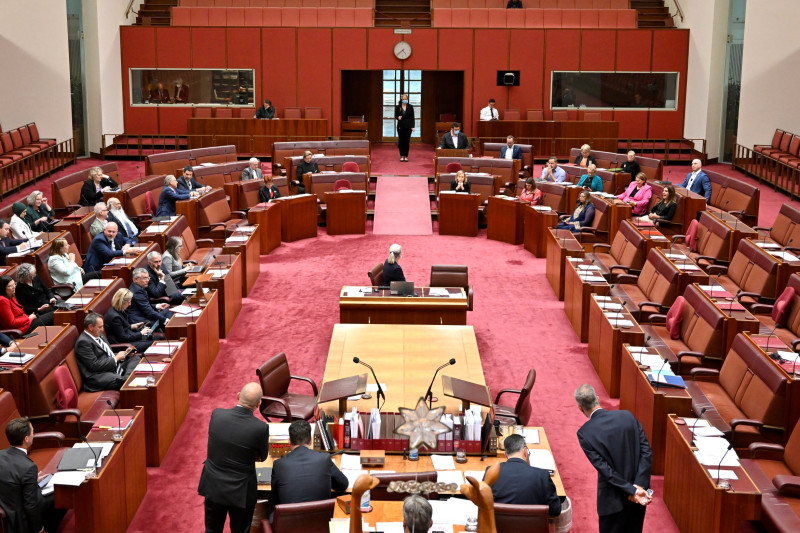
[617,172,652,216]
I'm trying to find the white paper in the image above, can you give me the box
[182,288,197,295]
[428,288,449,297]
[695,451,740,467]
[612,320,635,328]
[691,426,725,437]
[374,524,405,533]
[599,302,624,310]
[145,345,176,355]
[580,275,607,282]
[225,236,249,243]
[430,454,456,471]
[67,296,94,305]
[532,205,552,212]
[698,284,726,292]
[0,352,35,364]
[604,312,624,319]
[567,257,583,262]
[341,469,366,489]
[135,362,167,372]
[769,250,799,262]
[464,470,486,482]
[676,263,701,271]
[754,241,780,249]
[430,499,477,526]
[339,453,362,470]
[707,469,739,480]
[778,351,800,363]
[270,423,291,438]
[170,305,201,316]
[74,441,113,459]
[437,470,465,486]
[627,346,649,353]
[683,418,710,427]
[128,377,150,387]
[578,265,601,270]
[235,225,256,234]
[522,428,540,444]
[209,268,229,279]
[50,471,88,486]
[594,295,611,301]
[84,278,113,287]
[145,225,168,234]
[528,449,556,471]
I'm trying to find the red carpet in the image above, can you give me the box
[372,176,433,235]
[370,143,435,176]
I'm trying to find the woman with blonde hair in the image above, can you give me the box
[450,170,471,193]
[573,144,597,168]
[47,237,99,291]
[383,244,405,284]
[104,288,155,352]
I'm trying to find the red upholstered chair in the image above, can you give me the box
[503,109,521,121]
[54,365,79,412]
[215,107,233,118]
[341,161,359,173]
[430,264,474,311]
[493,369,535,425]
[283,107,302,119]
[144,190,157,216]
[333,179,352,191]
[256,353,319,422]
[368,263,384,287]
[193,107,213,118]
[305,107,323,119]
[584,111,602,121]
[552,110,569,121]
[494,503,551,533]
[260,499,336,533]
[527,109,544,121]
[445,162,462,173]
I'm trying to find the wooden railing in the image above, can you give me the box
[0,139,76,199]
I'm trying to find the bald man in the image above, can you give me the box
[198,383,269,533]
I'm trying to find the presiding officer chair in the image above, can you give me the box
[429,264,474,311]
[493,369,536,426]
[260,498,336,533]
[256,353,319,422]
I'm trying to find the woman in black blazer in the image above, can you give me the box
[450,170,471,193]
[573,144,597,168]
[258,175,281,203]
[395,94,415,162]
[80,166,118,206]
[104,288,155,352]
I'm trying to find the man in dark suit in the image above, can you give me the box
[173,79,189,104]
[155,175,192,218]
[128,268,172,328]
[679,159,711,202]
[177,166,210,194]
[240,158,263,181]
[488,434,561,516]
[83,222,131,273]
[198,382,269,533]
[575,384,652,533]
[74,312,140,392]
[0,219,29,266]
[107,197,139,244]
[270,420,348,513]
[144,251,184,306]
[0,417,63,533]
[499,135,522,161]
[439,122,469,150]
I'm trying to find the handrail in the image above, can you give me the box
[125,0,137,19]
[672,0,685,22]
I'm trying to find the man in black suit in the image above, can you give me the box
[198,382,269,533]
[144,251,184,306]
[575,384,652,533]
[128,268,172,328]
[488,434,561,516]
[0,417,63,533]
[74,312,140,392]
[0,219,29,266]
[107,197,139,244]
[177,166,210,194]
[439,122,469,150]
[83,222,132,273]
[270,420,348,513]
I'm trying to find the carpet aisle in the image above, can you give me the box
[372,176,433,235]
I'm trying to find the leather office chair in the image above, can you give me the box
[445,162,462,173]
[494,503,550,533]
[368,262,384,287]
[256,353,319,422]
[260,498,336,533]
[283,108,302,119]
[333,179,352,191]
[369,471,439,501]
[503,109,521,121]
[429,264,474,311]
[493,369,535,425]
[341,161,359,173]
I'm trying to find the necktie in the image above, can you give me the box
[96,336,123,375]
[492,109,496,119]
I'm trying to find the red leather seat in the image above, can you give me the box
[260,499,336,533]
[493,368,535,425]
[256,352,319,422]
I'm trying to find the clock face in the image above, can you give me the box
[393,41,412,60]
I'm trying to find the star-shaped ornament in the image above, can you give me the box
[395,397,450,450]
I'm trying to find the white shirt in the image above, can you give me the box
[504,145,514,160]
[686,171,699,190]
[479,105,497,121]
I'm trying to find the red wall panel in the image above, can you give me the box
[651,30,689,71]
[580,30,616,70]
[613,110,648,139]
[297,28,332,115]
[156,28,191,68]
[616,30,652,71]
[367,29,401,70]
[191,28,226,68]
[473,30,510,115]
[438,29,474,128]
[509,30,545,117]
[648,110,684,139]
[544,29,580,119]
[122,27,156,67]
[159,107,194,135]
[227,28,261,69]
[262,28,298,108]
[126,107,159,134]
[403,29,439,70]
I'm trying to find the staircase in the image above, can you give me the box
[374,0,431,28]
[135,0,178,26]
[631,0,675,28]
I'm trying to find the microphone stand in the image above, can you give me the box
[690,407,707,433]
[652,358,669,391]
[354,357,384,411]
[139,350,157,387]
[106,399,124,442]
[764,324,779,356]
[425,359,456,409]
[714,443,734,488]
[81,435,100,478]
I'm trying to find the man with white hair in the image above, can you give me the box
[89,202,109,238]
[144,251,184,305]
[128,267,171,328]
[679,159,711,202]
[107,197,139,244]
[241,158,263,181]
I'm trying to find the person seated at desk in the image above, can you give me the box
[145,251,184,306]
[0,275,52,334]
[269,420,348,514]
[104,288,155,353]
[228,86,250,106]
[0,417,65,533]
[47,237,99,292]
[255,99,275,119]
[294,151,318,195]
[79,166,118,207]
[577,164,603,192]
[162,236,189,287]
[155,175,192,218]
[241,158,263,181]
[9,203,40,244]
[83,222,132,273]
[402,495,433,533]
[0,219,29,267]
[177,166,210,194]
[479,98,499,121]
[617,173,652,216]
[173,78,189,104]
[500,135,522,161]
[574,144,597,168]
[0,331,20,354]
[557,191,595,232]
[450,170,471,193]
[488,433,561,516]
[89,202,109,238]
[519,177,542,205]
[540,157,566,183]
[24,190,56,233]
[14,263,56,319]
[640,184,678,227]
[128,267,172,329]
[383,243,405,284]
[620,150,641,180]
[679,159,712,202]
[74,312,141,392]
[439,122,469,150]
[258,175,281,203]
[107,197,139,245]
[149,82,170,104]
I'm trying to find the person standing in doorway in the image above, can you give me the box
[396,93,415,163]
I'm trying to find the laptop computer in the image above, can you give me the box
[390,281,415,296]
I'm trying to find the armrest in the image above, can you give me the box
[577,227,597,234]
[49,408,82,435]
[208,222,226,229]
[195,239,215,245]
[608,265,631,273]
[614,273,639,284]
[773,475,800,497]
[749,442,785,460]
[1,329,25,339]
[695,255,720,265]
[494,388,522,404]
[705,265,728,276]
[290,374,319,396]
[230,211,246,219]
[728,210,745,217]
[109,343,135,351]
[738,291,768,302]
[748,303,773,315]
[149,296,170,304]
[31,431,66,449]
[784,246,800,255]
[290,180,300,187]
[731,418,764,432]
[791,338,800,351]
[260,395,292,421]
[690,368,720,381]
[753,226,772,232]
[639,301,665,312]
[670,234,686,245]
[647,313,667,324]
[676,350,705,361]
[592,244,611,253]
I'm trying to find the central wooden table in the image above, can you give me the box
[545,228,584,300]
[320,324,484,415]
[164,290,220,392]
[187,117,328,156]
[523,204,558,258]
[339,287,468,326]
[247,202,282,254]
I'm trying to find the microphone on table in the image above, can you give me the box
[708,273,720,299]
[764,324,780,357]
[424,358,456,409]
[81,435,100,476]
[353,357,384,410]
[38,323,49,349]
[139,349,157,386]
[714,442,734,486]
[652,358,669,391]
[106,399,124,442]
[690,407,707,433]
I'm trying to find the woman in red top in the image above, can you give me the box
[518,178,542,205]
[0,275,50,334]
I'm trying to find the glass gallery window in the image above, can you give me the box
[551,72,679,110]
[129,69,256,106]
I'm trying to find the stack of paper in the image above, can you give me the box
[754,241,780,249]
[128,377,151,388]
[693,436,739,467]
[598,301,624,310]
[135,362,167,373]
[431,454,456,471]
[528,449,556,472]
[522,428,540,444]
[85,278,114,288]
[145,344,177,355]
[769,250,799,262]
[209,268,229,279]
[170,305,201,316]
[436,470,465,486]
[145,225,168,234]
[0,352,35,364]
[430,498,477,526]
[428,288,449,297]
[66,296,93,306]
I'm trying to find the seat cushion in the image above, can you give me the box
[261,393,315,420]
[665,296,685,339]
[773,286,795,326]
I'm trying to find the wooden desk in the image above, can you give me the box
[663,414,761,533]
[587,295,645,398]
[223,225,261,297]
[192,254,242,338]
[604,197,633,246]
[438,192,480,237]
[120,340,189,466]
[707,210,758,261]
[629,220,671,253]
[694,284,760,356]
[545,229,584,301]
[339,287,468,326]
[54,408,147,533]
[324,191,366,235]
[137,216,183,253]
[247,202,282,254]
[619,345,692,475]
[564,257,610,342]
[100,243,156,286]
[54,277,125,328]
[487,196,524,245]
[175,189,215,239]
[275,194,317,242]
[320,324,484,415]
[187,118,328,156]
[523,205,558,257]
[662,250,710,294]
[165,291,220,392]
[53,209,93,254]
[675,189,707,234]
